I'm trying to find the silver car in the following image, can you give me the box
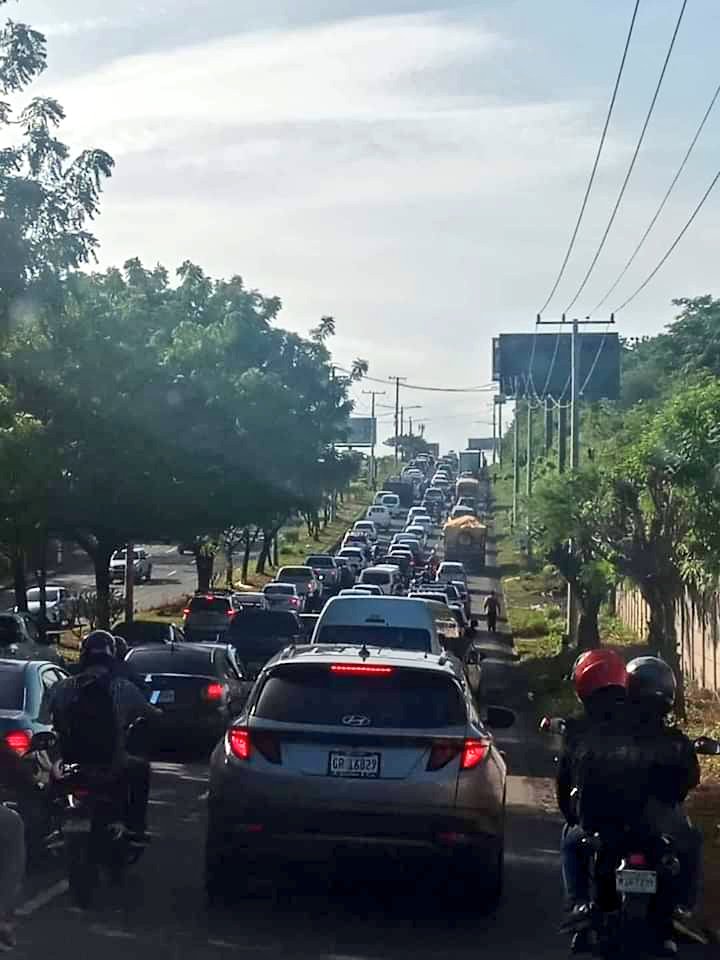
[206,646,513,903]
[263,582,302,613]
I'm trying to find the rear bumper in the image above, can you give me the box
[209,805,501,860]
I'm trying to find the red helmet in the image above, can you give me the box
[572,649,627,702]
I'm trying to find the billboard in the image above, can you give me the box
[468,438,495,451]
[339,417,376,447]
[492,332,620,401]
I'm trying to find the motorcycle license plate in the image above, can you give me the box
[63,818,91,834]
[616,869,657,894]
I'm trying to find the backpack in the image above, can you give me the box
[58,671,120,765]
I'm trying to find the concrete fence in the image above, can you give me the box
[616,584,720,694]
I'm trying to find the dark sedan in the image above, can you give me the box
[126,644,250,746]
[225,610,302,679]
[112,619,185,648]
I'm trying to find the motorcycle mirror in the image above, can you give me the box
[540,716,567,735]
[694,736,720,756]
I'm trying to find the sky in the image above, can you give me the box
[13,0,720,450]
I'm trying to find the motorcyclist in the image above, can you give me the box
[556,648,631,950]
[50,630,160,842]
[625,656,702,950]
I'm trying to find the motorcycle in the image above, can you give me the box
[33,722,151,908]
[541,718,719,955]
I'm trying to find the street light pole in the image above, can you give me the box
[362,389,385,489]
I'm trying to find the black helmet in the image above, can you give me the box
[79,629,116,667]
[626,656,676,714]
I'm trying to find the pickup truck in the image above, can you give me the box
[305,554,340,593]
[109,548,152,583]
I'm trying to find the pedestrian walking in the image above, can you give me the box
[484,590,500,633]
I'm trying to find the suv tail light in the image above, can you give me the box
[427,741,462,771]
[461,739,490,770]
[4,730,32,756]
[228,728,251,760]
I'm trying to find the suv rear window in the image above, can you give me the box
[255,667,465,728]
[187,596,230,614]
[314,624,431,652]
[278,568,312,578]
[360,571,391,586]
[306,557,333,567]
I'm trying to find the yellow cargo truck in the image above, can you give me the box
[443,516,487,572]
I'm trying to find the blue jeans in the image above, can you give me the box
[561,823,590,906]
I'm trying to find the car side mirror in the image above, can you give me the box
[694,736,720,756]
[485,705,515,729]
[30,731,57,753]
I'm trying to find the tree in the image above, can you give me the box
[0,3,113,337]
[531,467,616,650]
[603,378,720,714]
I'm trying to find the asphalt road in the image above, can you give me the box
[11,533,581,960]
[0,544,201,616]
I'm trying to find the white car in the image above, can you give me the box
[366,505,392,531]
[411,514,434,534]
[22,586,78,626]
[335,547,367,575]
[358,565,403,596]
[311,595,444,653]
[109,548,152,583]
[436,561,468,587]
[404,524,428,546]
[379,493,403,519]
[353,520,378,544]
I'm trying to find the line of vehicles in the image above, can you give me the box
[0,449,519,910]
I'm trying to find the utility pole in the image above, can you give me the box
[512,395,520,527]
[362,389,385,489]
[389,377,406,467]
[544,396,553,456]
[125,542,135,623]
[497,395,504,467]
[558,405,567,473]
[526,398,533,500]
[492,398,497,466]
[536,313,615,642]
[400,406,404,438]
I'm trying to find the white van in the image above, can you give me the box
[379,493,402,518]
[358,564,402,596]
[311,596,442,654]
[366,504,391,530]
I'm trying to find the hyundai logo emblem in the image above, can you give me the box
[342,714,371,727]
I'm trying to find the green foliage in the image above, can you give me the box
[0,6,113,336]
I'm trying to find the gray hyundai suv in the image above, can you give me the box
[205,645,513,903]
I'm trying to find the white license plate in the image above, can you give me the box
[616,869,657,894]
[329,752,380,778]
[63,819,91,834]
[150,689,175,705]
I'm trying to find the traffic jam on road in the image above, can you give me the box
[0,449,715,960]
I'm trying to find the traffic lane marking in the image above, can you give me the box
[17,879,68,916]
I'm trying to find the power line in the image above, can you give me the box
[337,366,493,393]
[537,0,641,315]
[579,320,613,395]
[614,167,720,313]
[564,0,688,313]
[592,79,720,312]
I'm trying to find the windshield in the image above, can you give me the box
[278,568,312,579]
[112,550,139,561]
[315,624,431,652]
[255,667,464,727]
[306,557,333,566]
[264,584,294,595]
